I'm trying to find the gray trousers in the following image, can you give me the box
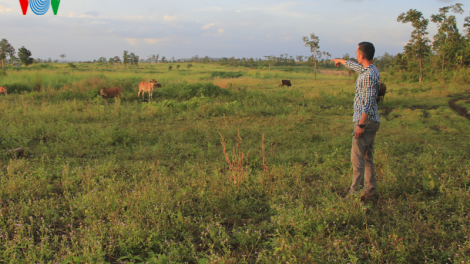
[350,121,380,196]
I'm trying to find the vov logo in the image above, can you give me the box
[19,0,62,15]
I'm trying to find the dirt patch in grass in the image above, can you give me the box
[318,69,349,76]
[448,97,470,121]
[403,105,440,110]
[380,107,394,117]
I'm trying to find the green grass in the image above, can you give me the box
[0,63,470,263]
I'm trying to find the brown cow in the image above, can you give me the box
[138,80,156,100]
[0,86,7,96]
[279,80,292,87]
[100,87,122,103]
[377,83,387,105]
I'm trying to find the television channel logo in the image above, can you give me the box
[19,0,62,15]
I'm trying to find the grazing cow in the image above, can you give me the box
[138,80,156,100]
[0,86,7,96]
[100,87,122,103]
[377,83,387,105]
[279,80,292,87]
[151,79,162,88]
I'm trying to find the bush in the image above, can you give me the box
[211,71,245,79]
[3,83,30,94]
[452,68,470,85]
[158,82,229,100]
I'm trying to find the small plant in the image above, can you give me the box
[187,63,193,69]
[219,130,250,186]
[67,62,77,69]
[168,65,173,71]
[176,65,181,70]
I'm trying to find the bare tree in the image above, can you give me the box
[303,33,322,80]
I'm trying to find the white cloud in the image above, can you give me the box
[82,11,99,17]
[126,38,138,46]
[0,1,10,11]
[218,29,225,34]
[144,38,171,45]
[163,15,179,22]
[201,23,216,30]
[124,15,146,21]
[247,2,314,19]
[280,35,293,42]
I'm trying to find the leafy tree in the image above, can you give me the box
[248,58,255,68]
[129,52,139,66]
[148,54,159,63]
[263,56,276,71]
[97,57,107,64]
[176,64,181,70]
[60,54,66,62]
[168,65,173,70]
[18,46,33,66]
[431,3,465,76]
[187,63,193,69]
[461,12,470,67]
[113,56,121,64]
[123,50,129,65]
[0,39,15,70]
[398,9,431,82]
[375,52,394,72]
[302,33,322,80]
[160,56,166,63]
[464,12,470,37]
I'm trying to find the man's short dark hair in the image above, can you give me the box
[358,42,375,60]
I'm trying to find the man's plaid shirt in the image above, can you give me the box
[345,61,381,123]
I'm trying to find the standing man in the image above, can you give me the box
[331,42,381,201]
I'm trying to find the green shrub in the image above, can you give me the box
[211,71,245,79]
[158,82,228,100]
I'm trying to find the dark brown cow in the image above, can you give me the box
[279,80,292,87]
[100,87,122,103]
[377,83,387,105]
[0,86,7,96]
[151,79,162,88]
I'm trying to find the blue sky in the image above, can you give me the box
[0,0,468,61]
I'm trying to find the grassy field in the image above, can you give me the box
[0,63,470,263]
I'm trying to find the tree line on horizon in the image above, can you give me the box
[1,3,469,83]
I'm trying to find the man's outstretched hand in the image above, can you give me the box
[331,59,346,67]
